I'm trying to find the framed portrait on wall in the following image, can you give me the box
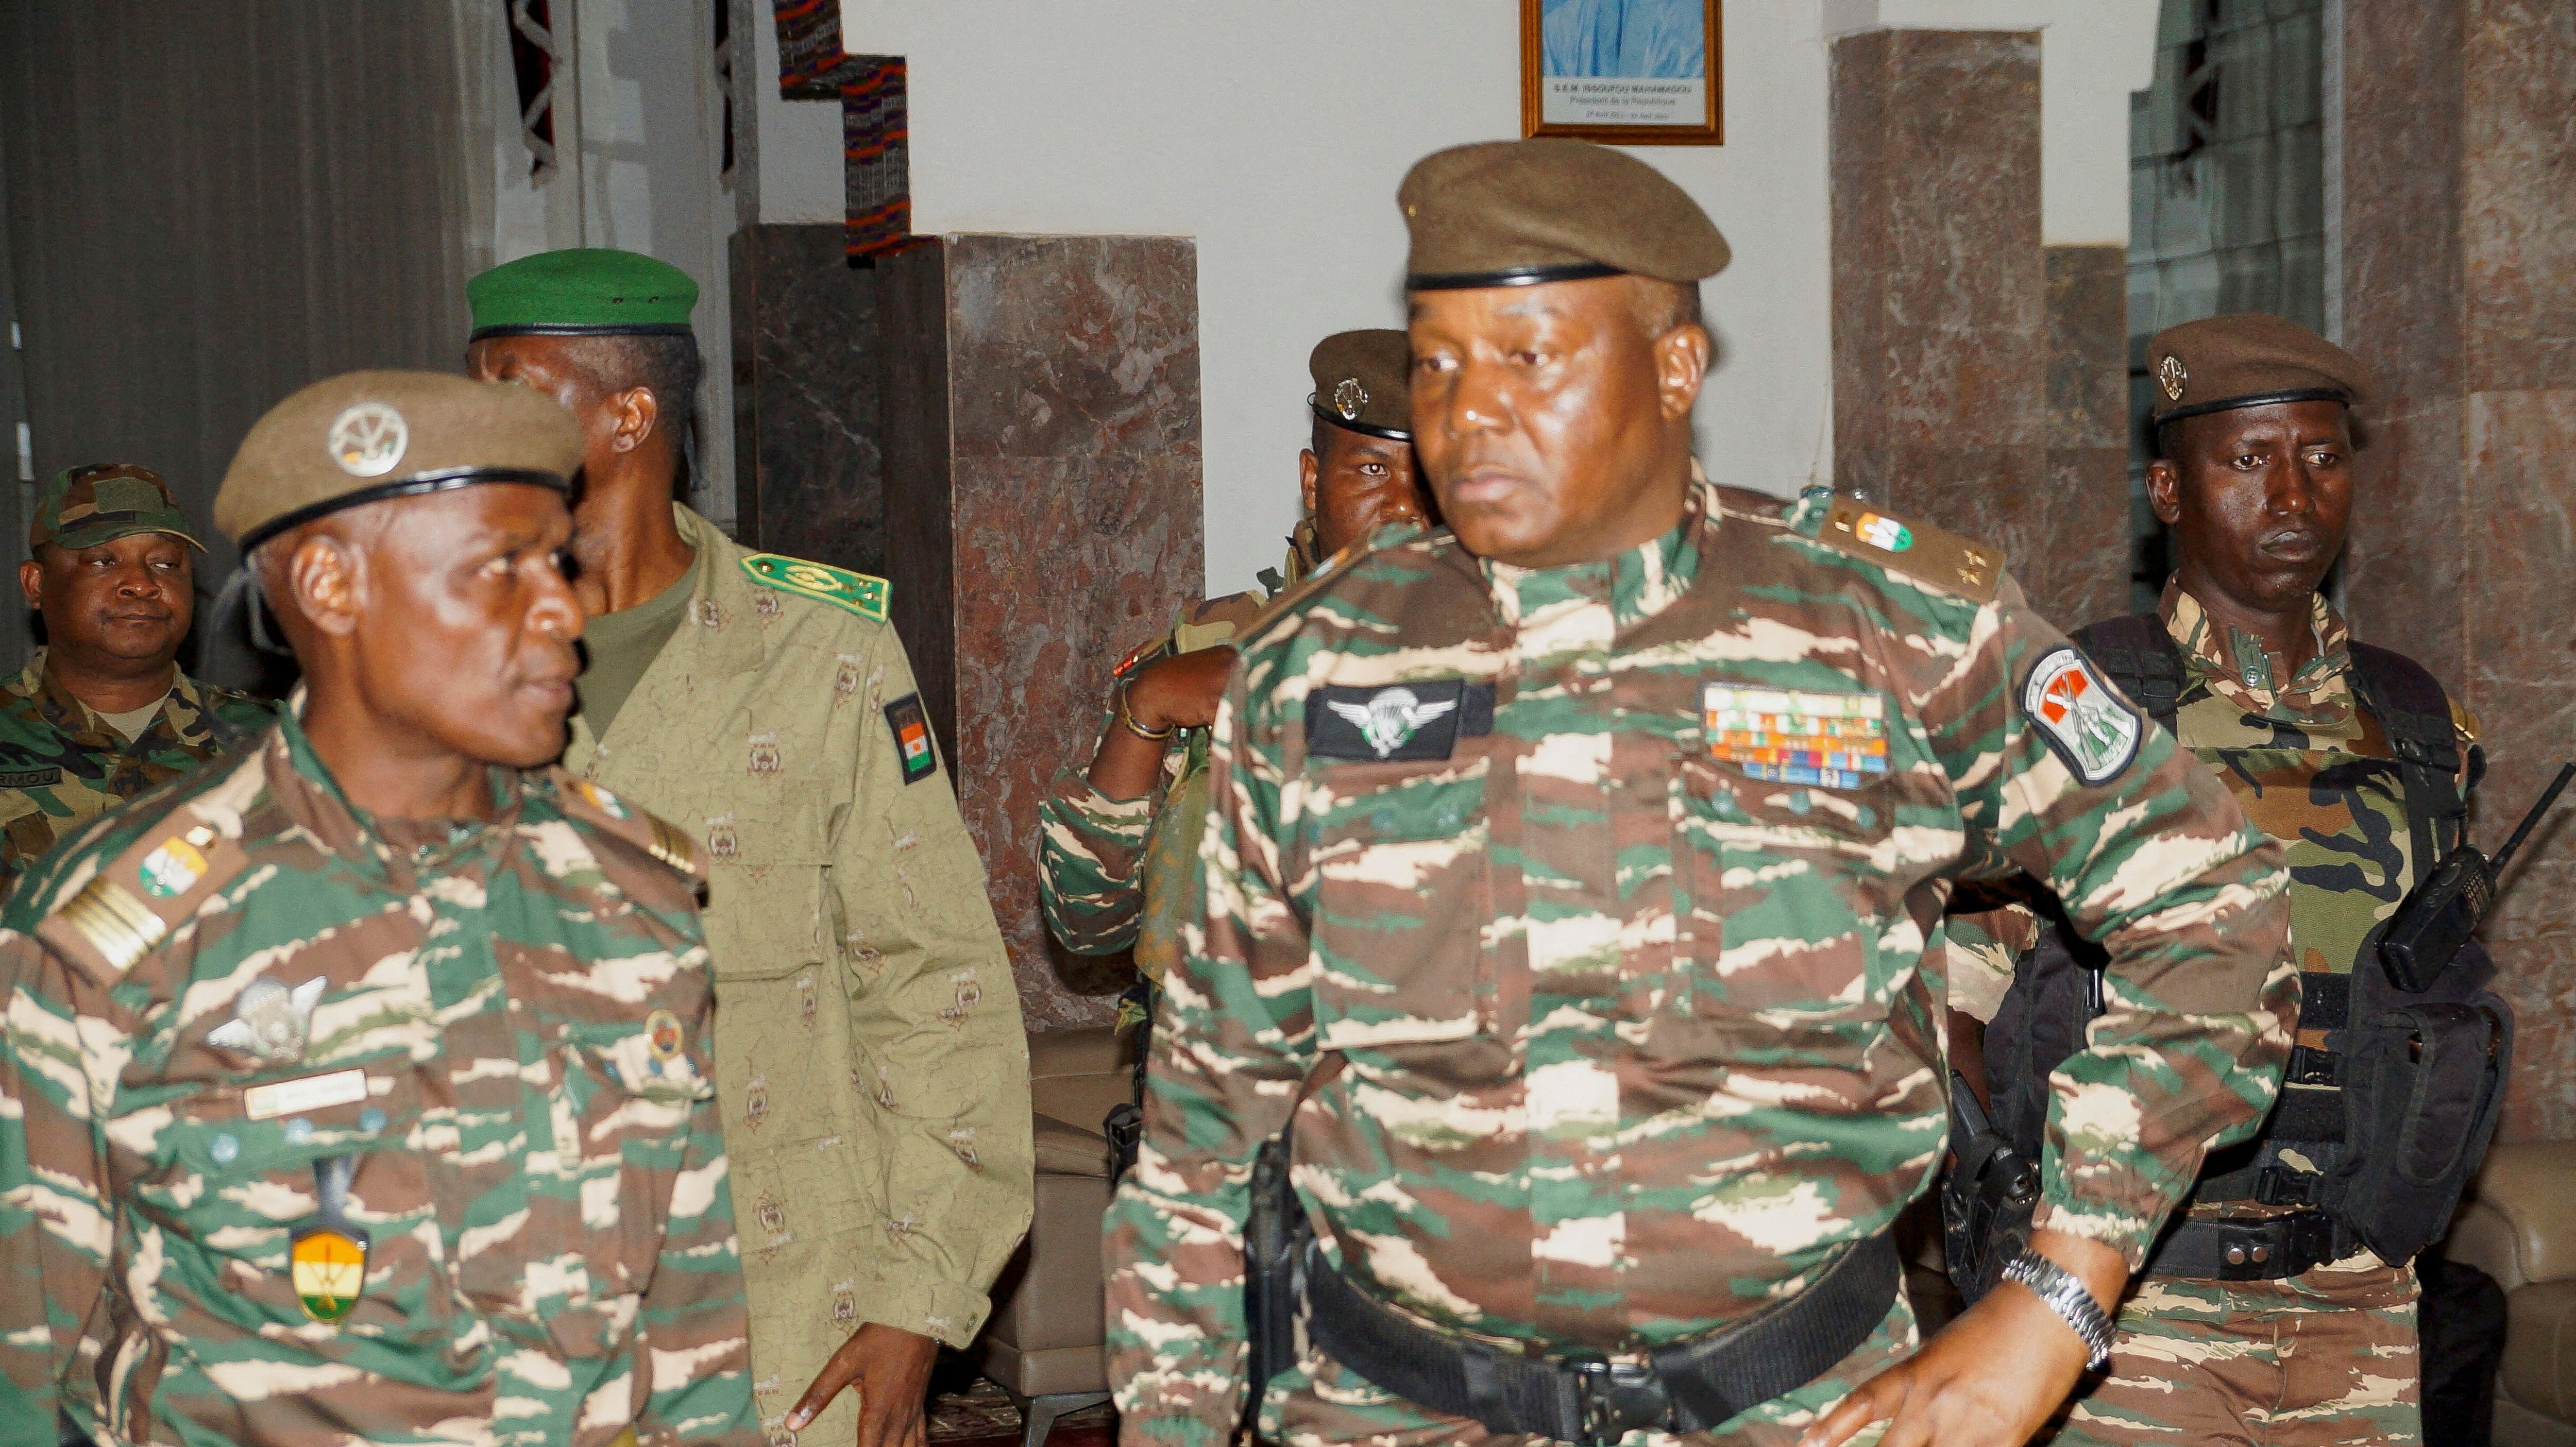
[1521,0,1722,145]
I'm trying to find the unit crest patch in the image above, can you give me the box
[740,553,890,623]
[2022,645,2140,785]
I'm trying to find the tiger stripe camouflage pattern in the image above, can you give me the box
[1104,479,2298,1444]
[0,714,757,1446]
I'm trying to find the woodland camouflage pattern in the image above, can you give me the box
[1105,480,2298,1444]
[562,505,1030,1446]
[0,713,755,1446]
[0,651,275,884]
[1038,590,1272,981]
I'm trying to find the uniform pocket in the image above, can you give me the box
[1303,755,1492,1051]
[1671,756,1895,1028]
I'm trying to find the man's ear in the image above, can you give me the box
[18,558,42,610]
[2145,459,2184,527]
[1298,449,1320,516]
[285,535,364,639]
[1655,324,1711,423]
[609,386,660,455]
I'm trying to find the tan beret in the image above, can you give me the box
[1400,138,1730,291]
[1308,330,1413,440]
[2147,313,2372,423]
[216,370,583,550]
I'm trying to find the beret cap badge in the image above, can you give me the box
[2157,354,2188,403]
[327,403,409,479]
[1332,378,1368,422]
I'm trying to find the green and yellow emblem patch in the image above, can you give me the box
[289,1222,369,1323]
[741,553,889,623]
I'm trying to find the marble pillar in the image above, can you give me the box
[728,224,886,571]
[2340,0,2576,1139]
[880,236,1205,1031]
[1829,29,2126,629]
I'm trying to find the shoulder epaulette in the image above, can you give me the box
[1238,543,1368,645]
[1811,500,2002,604]
[1713,485,1794,525]
[740,553,889,623]
[558,778,705,885]
[39,811,253,982]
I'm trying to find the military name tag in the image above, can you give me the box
[883,693,937,785]
[1306,681,1495,761]
[0,768,62,788]
[244,1068,368,1121]
[2022,646,2141,785]
[1704,683,1890,789]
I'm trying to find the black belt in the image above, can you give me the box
[1302,1230,1899,1445]
[2144,1210,2349,1282]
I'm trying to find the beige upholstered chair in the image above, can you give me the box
[971,1026,1136,1447]
[2448,1142,2576,1445]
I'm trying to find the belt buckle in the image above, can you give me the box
[1566,1354,1668,1446]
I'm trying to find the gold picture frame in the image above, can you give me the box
[1521,0,1723,146]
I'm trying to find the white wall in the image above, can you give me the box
[840,0,1836,592]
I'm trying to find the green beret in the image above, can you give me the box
[1400,139,1730,291]
[215,371,583,551]
[2147,313,2373,423]
[1309,330,1413,441]
[466,248,699,341]
[30,463,205,554]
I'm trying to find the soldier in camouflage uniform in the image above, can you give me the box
[0,464,273,883]
[0,371,757,1445]
[466,248,1031,1447]
[1038,329,1426,984]
[1104,139,2299,1447]
[1949,316,2488,1446]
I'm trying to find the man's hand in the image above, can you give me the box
[785,1322,941,1447]
[1124,649,1234,733]
[1799,1230,2125,1447]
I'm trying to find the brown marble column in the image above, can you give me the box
[2339,1,2576,1140]
[728,224,886,570]
[1830,29,2127,630]
[880,236,1205,1031]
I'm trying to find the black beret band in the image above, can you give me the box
[1406,262,1628,292]
[1311,404,1412,442]
[467,321,698,342]
[2156,387,2352,425]
[238,466,569,553]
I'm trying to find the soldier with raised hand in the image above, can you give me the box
[1103,138,2300,1447]
[464,248,1031,1447]
[0,371,755,1446]
[0,463,274,883]
[1038,328,1428,985]
[1947,316,2505,1447]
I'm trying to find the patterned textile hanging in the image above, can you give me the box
[771,0,912,259]
[506,0,560,182]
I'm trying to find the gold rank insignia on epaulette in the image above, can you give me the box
[57,875,166,975]
[1819,501,2002,604]
[571,781,700,877]
[740,553,889,623]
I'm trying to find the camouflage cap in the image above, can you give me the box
[467,248,699,341]
[215,370,582,550]
[1308,330,1413,440]
[2147,313,2374,423]
[29,463,205,554]
[1400,138,1730,291]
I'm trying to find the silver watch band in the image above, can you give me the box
[2001,1250,2116,1370]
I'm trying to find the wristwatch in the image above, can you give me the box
[2001,1250,2115,1370]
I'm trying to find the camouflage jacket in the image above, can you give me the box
[0,651,275,886]
[1103,482,2297,1440]
[562,506,1030,1443]
[1035,589,1273,980]
[0,711,756,1447]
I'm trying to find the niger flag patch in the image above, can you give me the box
[884,693,937,785]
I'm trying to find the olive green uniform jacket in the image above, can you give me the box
[561,506,1032,1443]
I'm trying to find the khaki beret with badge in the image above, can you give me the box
[2147,313,2373,424]
[1309,329,1413,440]
[215,370,583,551]
[1400,138,1730,290]
[30,463,206,554]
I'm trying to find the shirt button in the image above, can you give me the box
[283,1117,313,1145]
[209,1133,239,1165]
[358,1108,387,1134]
[2242,670,2261,686]
[1787,792,1812,815]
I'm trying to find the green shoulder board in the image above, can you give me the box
[1811,499,2002,604]
[740,553,890,622]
